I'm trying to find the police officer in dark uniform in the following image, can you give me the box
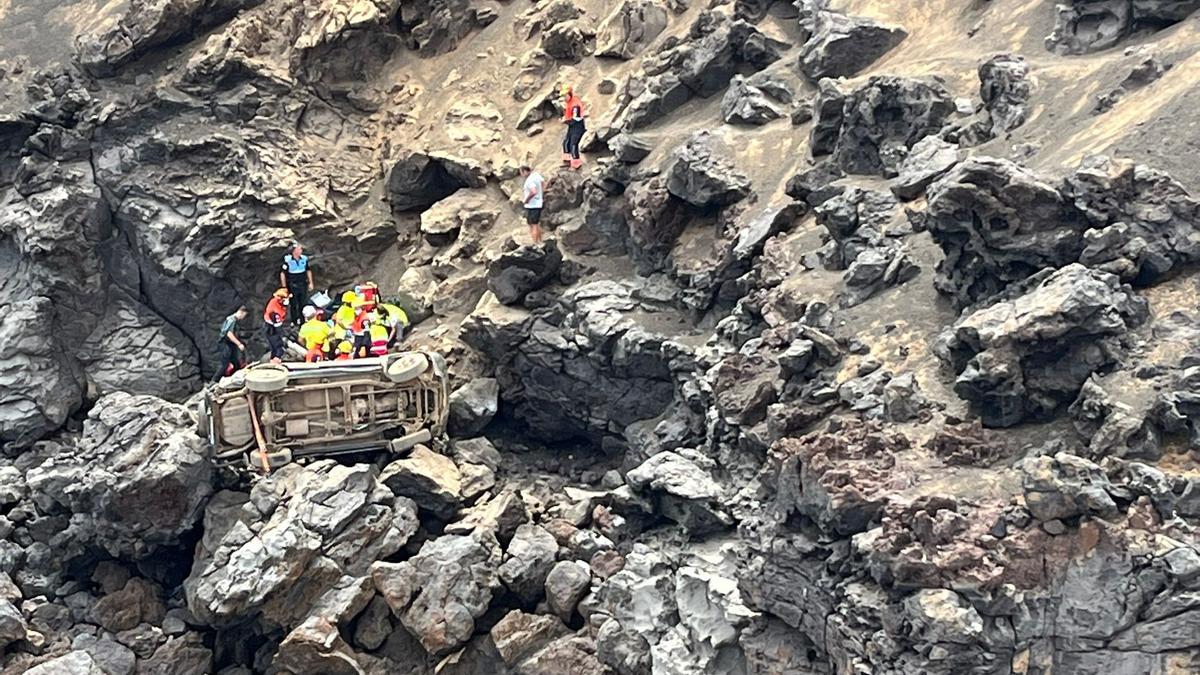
[279,242,313,326]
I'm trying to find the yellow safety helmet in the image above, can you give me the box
[341,290,357,303]
[337,341,353,354]
[273,288,290,299]
[560,83,573,98]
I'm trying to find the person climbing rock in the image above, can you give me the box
[298,306,333,363]
[212,305,248,382]
[520,164,545,243]
[279,242,313,326]
[263,288,290,364]
[560,84,586,170]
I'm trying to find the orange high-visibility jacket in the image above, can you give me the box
[264,297,288,326]
[563,94,585,122]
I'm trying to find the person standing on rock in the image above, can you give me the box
[279,242,313,326]
[520,164,545,244]
[560,84,586,170]
[212,306,248,383]
[263,289,290,364]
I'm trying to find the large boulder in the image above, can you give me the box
[372,530,502,656]
[1019,453,1120,522]
[462,280,678,442]
[498,524,559,603]
[925,156,1088,307]
[934,264,1149,427]
[399,0,497,55]
[597,11,787,132]
[595,0,669,59]
[626,451,732,533]
[184,461,417,626]
[486,240,564,306]
[448,377,500,437]
[380,445,464,520]
[76,0,264,76]
[0,297,86,449]
[25,392,212,559]
[721,72,794,125]
[815,76,954,177]
[1045,0,1199,54]
[978,53,1031,135]
[666,131,752,209]
[799,11,907,80]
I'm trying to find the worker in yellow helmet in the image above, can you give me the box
[333,290,357,329]
[334,340,354,360]
[298,306,334,362]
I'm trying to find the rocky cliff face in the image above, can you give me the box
[4,0,1200,673]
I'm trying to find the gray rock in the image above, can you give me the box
[935,264,1148,427]
[721,73,793,125]
[890,136,960,201]
[491,610,570,666]
[351,595,393,652]
[372,530,502,656]
[666,131,752,209]
[0,298,86,449]
[185,462,416,627]
[609,134,654,164]
[448,377,500,437]
[799,11,907,80]
[626,452,732,533]
[595,0,668,59]
[460,462,497,501]
[1044,0,1197,54]
[816,75,955,177]
[1019,453,1120,521]
[76,0,262,76]
[545,560,592,621]
[498,524,559,603]
[25,651,108,675]
[979,53,1031,134]
[0,598,27,650]
[25,392,212,560]
[451,437,503,472]
[380,445,464,520]
[486,240,563,306]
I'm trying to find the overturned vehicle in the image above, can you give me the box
[201,352,448,471]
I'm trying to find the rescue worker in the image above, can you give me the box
[279,242,314,326]
[350,299,373,358]
[334,340,354,360]
[212,305,248,382]
[333,290,358,329]
[520,164,545,243]
[560,84,586,170]
[377,301,410,348]
[263,288,290,364]
[369,321,390,357]
[298,306,334,363]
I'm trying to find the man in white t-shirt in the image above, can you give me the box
[520,165,545,243]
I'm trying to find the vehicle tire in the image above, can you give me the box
[196,397,211,441]
[245,365,289,393]
[385,353,429,383]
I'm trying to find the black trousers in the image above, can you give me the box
[563,123,585,160]
[212,338,242,382]
[265,325,285,359]
[286,272,308,324]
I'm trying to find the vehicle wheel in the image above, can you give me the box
[245,365,289,393]
[385,353,429,383]
[196,397,211,441]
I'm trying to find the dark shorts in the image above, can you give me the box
[525,207,542,225]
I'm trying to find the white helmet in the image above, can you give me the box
[302,305,316,320]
